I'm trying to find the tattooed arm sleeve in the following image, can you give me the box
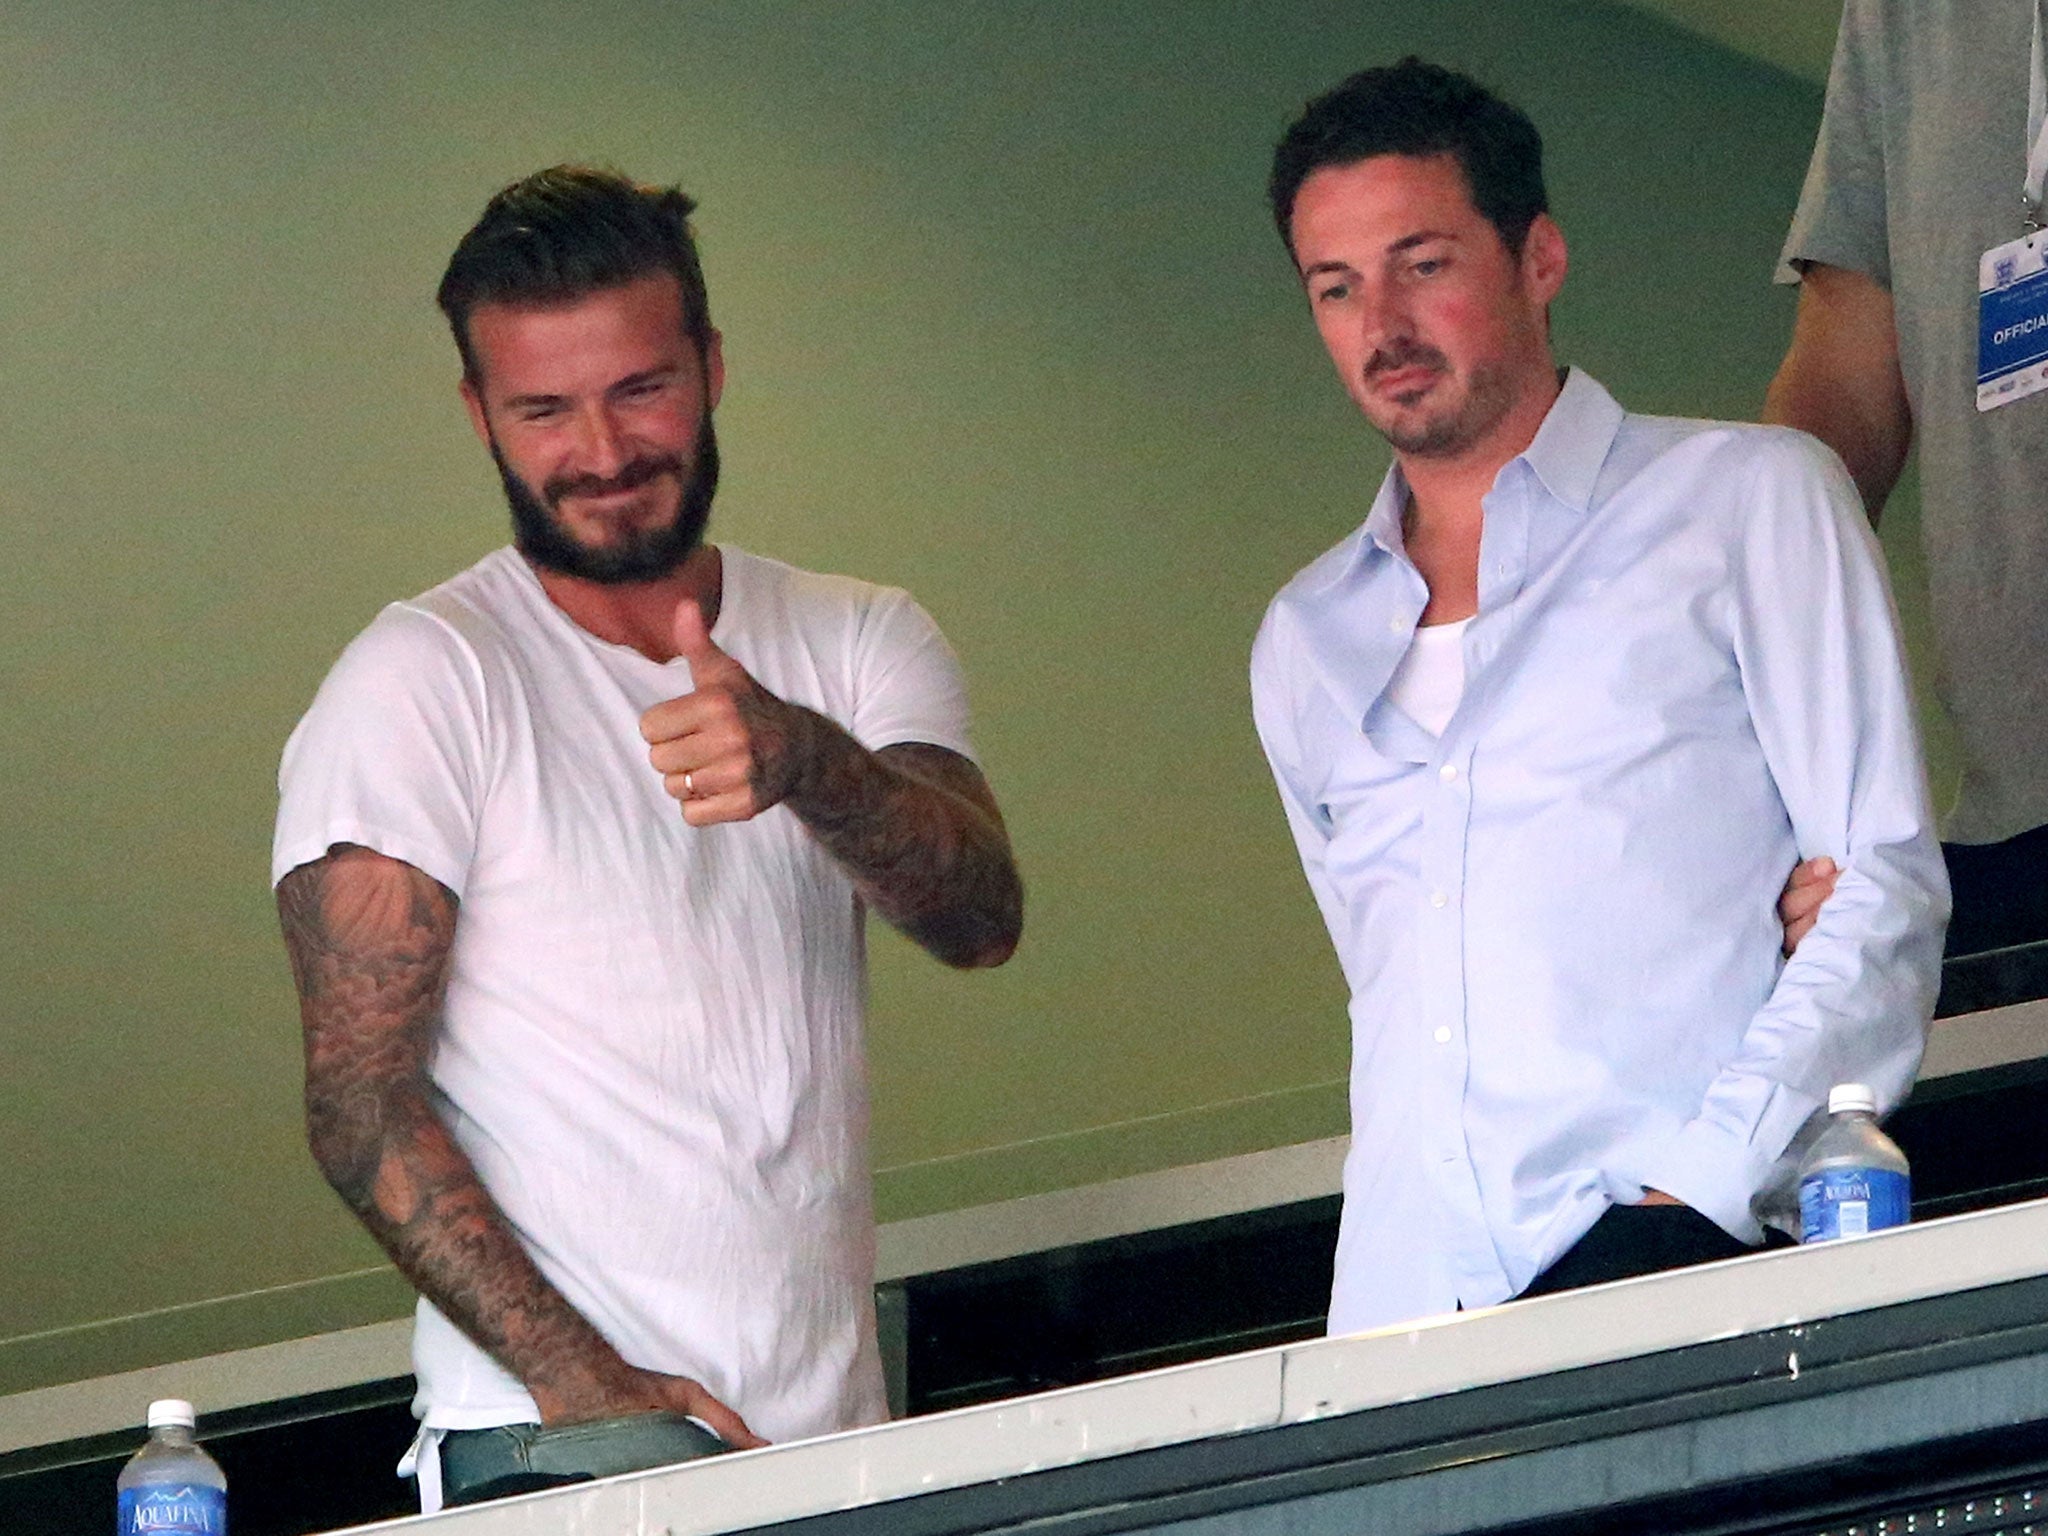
[780,729,1022,969]
[278,844,671,1424]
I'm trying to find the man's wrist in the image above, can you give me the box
[778,705,877,818]
[529,1352,648,1424]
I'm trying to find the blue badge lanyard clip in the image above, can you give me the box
[2027,0,2048,230]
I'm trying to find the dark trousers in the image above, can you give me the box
[1944,823,2048,956]
[1518,1203,1787,1300]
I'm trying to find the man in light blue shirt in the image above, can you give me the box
[1252,59,1948,1335]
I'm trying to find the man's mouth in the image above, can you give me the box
[1363,341,1450,404]
[1369,365,1440,402]
[546,454,684,508]
[566,482,649,511]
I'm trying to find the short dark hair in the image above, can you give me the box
[437,165,714,383]
[1268,57,1547,259]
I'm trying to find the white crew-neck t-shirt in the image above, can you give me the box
[273,545,976,1445]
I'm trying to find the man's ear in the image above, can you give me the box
[1521,213,1569,308]
[459,377,492,449]
[703,328,726,412]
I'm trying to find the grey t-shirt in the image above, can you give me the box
[1780,0,2048,845]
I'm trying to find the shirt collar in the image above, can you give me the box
[1516,367,1624,515]
[1324,367,1624,590]
[1359,461,1413,563]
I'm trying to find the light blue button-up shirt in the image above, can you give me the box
[1251,370,1948,1335]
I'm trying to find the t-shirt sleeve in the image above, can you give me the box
[271,604,489,897]
[845,588,978,762]
[1777,0,1892,288]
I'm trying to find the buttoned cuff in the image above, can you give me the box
[1615,1081,1823,1246]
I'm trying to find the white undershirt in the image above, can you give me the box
[1385,617,1470,736]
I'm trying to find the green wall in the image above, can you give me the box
[3,0,1926,1396]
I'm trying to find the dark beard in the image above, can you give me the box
[1359,337,1512,460]
[493,413,719,585]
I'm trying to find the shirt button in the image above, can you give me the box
[1439,763,1458,782]
[1387,616,1406,635]
[1433,1026,1452,1044]
[1430,890,1448,909]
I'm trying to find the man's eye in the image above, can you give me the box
[621,375,684,403]
[1411,257,1445,277]
[1314,281,1350,303]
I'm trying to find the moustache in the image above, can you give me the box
[1363,339,1449,379]
[544,453,686,505]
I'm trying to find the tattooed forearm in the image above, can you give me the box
[759,708,1023,967]
[641,635,1022,966]
[277,847,643,1419]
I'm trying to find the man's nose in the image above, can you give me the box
[1358,286,1411,360]
[571,405,630,477]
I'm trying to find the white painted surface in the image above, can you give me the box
[875,1136,1346,1280]
[0,1319,411,1456]
[322,1350,1291,1536]
[339,1197,2048,1535]
[1281,1205,2048,1420]
[1921,995,2048,1081]
[638,1350,1284,1536]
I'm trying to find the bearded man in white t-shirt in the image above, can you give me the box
[272,166,1023,1509]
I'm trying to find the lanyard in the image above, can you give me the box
[2028,0,2048,226]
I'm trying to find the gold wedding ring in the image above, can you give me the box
[683,770,695,797]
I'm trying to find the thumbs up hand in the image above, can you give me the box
[669,596,746,693]
[641,599,806,826]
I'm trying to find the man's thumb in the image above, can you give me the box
[673,598,722,675]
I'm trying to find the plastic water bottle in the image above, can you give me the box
[117,1399,227,1535]
[1798,1083,1911,1243]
